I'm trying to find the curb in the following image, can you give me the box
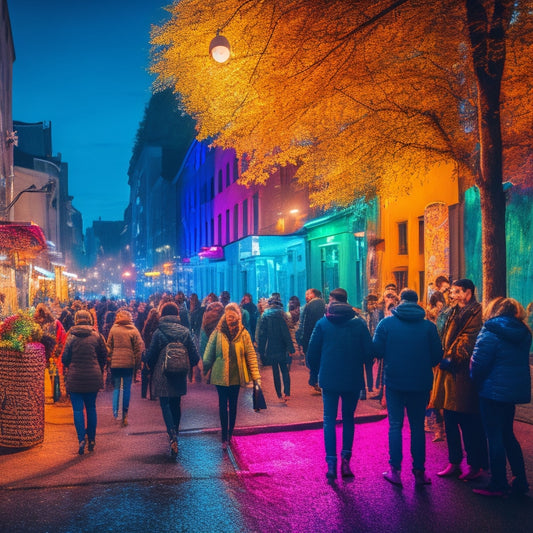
[180,412,388,438]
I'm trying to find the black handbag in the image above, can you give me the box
[252,383,267,411]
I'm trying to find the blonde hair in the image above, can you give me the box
[483,297,527,323]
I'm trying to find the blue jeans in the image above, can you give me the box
[479,398,528,491]
[443,409,489,469]
[216,385,240,442]
[386,388,429,471]
[322,389,359,461]
[112,369,133,417]
[159,397,182,438]
[70,392,97,443]
[272,360,290,398]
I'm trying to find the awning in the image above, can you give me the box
[0,221,47,260]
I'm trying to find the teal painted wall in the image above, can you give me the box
[464,185,533,307]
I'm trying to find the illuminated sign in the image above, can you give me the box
[198,246,224,260]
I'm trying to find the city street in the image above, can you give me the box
[1,363,532,533]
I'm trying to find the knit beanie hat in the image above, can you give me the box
[75,310,93,325]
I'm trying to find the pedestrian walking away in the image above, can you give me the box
[373,289,443,487]
[107,309,145,427]
[257,297,295,403]
[470,297,532,497]
[203,303,261,449]
[143,302,200,459]
[61,310,108,455]
[306,288,373,481]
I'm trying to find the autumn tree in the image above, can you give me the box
[151,0,533,302]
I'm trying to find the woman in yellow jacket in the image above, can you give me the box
[203,303,261,449]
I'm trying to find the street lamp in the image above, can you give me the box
[209,33,231,63]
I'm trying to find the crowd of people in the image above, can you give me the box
[29,279,532,497]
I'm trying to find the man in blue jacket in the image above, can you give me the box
[307,288,373,481]
[373,289,443,487]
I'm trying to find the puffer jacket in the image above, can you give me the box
[307,302,373,392]
[470,315,532,404]
[203,321,260,387]
[373,302,443,391]
[256,304,295,365]
[107,311,144,370]
[62,325,108,393]
[143,315,200,398]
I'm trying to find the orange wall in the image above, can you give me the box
[379,162,459,298]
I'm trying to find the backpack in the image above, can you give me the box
[161,333,189,377]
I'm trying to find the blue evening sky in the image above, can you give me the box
[8,0,173,229]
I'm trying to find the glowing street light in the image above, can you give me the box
[209,33,231,63]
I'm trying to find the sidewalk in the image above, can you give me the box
[0,362,386,490]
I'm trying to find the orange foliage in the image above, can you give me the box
[151,0,533,206]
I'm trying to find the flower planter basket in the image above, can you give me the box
[0,343,46,448]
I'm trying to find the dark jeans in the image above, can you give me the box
[272,360,290,398]
[386,388,429,471]
[70,392,97,443]
[159,396,182,438]
[322,389,359,460]
[362,359,373,392]
[216,385,240,442]
[443,409,489,470]
[141,366,152,399]
[111,368,134,417]
[479,398,528,491]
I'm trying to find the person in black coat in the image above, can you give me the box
[373,289,443,487]
[143,302,199,460]
[307,289,373,481]
[470,297,532,496]
[62,310,108,455]
[257,297,295,402]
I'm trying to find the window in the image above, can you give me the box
[418,217,424,255]
[211,217,214,244]
[398,221,408,255]
[210,177,215,199]
[217,214,222,245]
[233,204,239,240]
[242,199,248,237]
[233,158,239,182]
[393,270,408,291]
[218,170,223,193]
[253,193,259,234]
[226,209,230,244]
[226,163,230,187]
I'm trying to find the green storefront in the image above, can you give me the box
[304,203,372,309]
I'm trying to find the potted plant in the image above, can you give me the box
[0,311,46,448]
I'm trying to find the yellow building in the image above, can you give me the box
[377,163,460,303]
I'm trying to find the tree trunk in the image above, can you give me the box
[466,0,512,303]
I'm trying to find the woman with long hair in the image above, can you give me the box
[470,297,531,496]
[203,303,261,449]
[141,307,160,399]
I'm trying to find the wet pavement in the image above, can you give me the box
[1,362,532,532]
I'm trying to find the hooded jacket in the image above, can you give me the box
[107,310,144,370]
[62,325,108,393]
[373,301,443,391]
[307,302,373,392]
[256,303,295,365]
[470,315,532,404]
